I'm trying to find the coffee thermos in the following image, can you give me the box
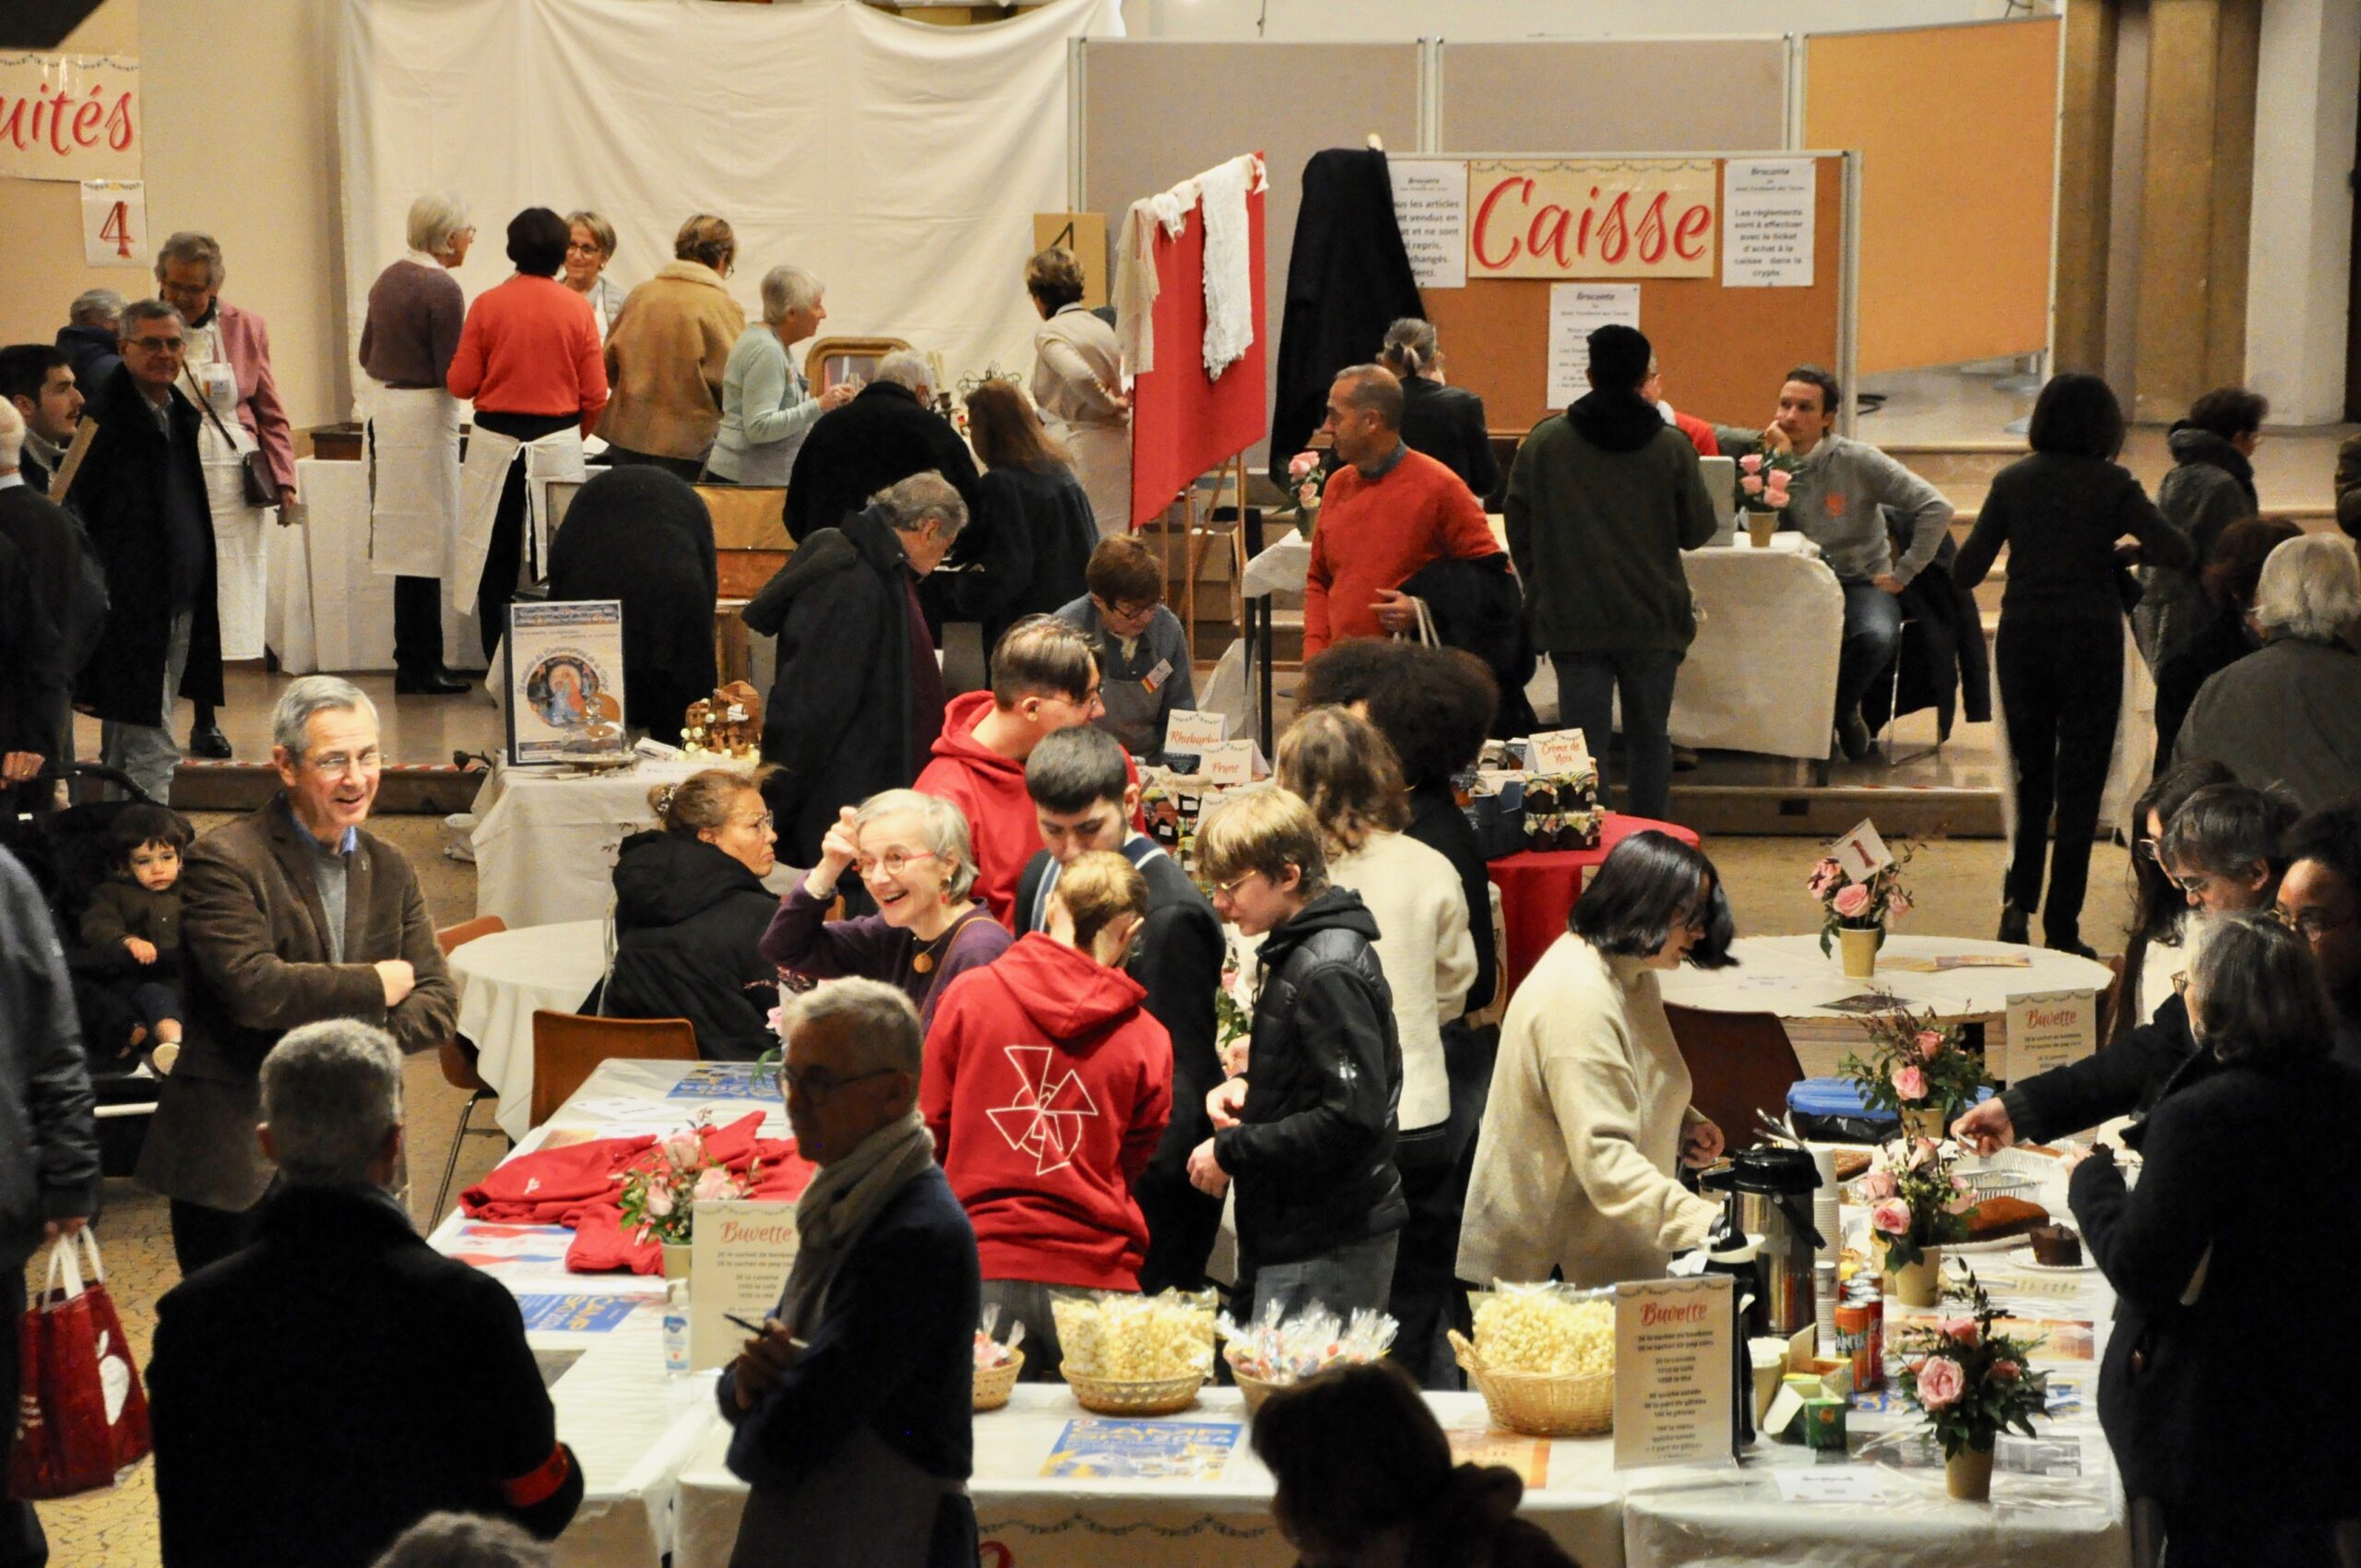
[1698,1146,1826,1338]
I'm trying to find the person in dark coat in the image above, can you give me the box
[781,351,979,543]
[0,343,86,498]
[2135,386,2265,673]
[0,845,100,1568]
[592,770,780,1061]
[71,299,225,805]
[1270,148,1426,491]
[935,380,1097,661]
[1954,374,2193,956]
[0,529,65,803]
[2069,915,2361,1566]
[1380,318,1499,504]
[746,474,967,870]
[2153,517,2300,769]
[1011,726,1225,1294]
[149,1020,583,1568]
[53,290,124,401]
[545,466,718,746]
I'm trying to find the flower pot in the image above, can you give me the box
[1838,923,1882,979]
[1746,514,1778,550]
[1946,1444,1996,1502]
[1902,1106,1947,1141]
[1880,1243,1941,1307]
[661,1241,692,1280]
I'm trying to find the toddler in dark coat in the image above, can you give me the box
[77,802,191,1069]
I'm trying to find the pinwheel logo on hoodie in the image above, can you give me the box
[985,1045,1099,1175]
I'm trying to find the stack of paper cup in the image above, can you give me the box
[1809,1146,1845,1356]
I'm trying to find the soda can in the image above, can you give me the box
[1859,1287,1884,1390]
[1801,1396,1848,1450]
[1834,1294,1871,1388]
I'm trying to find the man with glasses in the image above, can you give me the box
[1057,533,1195,764]
[138,676,455,1275]
[66,298,224,803]
[917,613,1128,927]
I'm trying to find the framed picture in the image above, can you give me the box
[504,600,632,766]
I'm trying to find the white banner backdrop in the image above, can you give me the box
[337,0,1121,415]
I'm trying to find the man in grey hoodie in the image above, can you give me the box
[1718,368,1953,760]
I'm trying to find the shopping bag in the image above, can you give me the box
[7,1230,151,1500]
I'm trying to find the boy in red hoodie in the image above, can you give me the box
[917,614,1133,927]
[920,850,1172,1379]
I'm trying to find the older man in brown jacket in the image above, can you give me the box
[137,675,455,1276]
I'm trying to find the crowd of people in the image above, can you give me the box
[12,190,2361,1568]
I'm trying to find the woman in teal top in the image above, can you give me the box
[706,264,855,485]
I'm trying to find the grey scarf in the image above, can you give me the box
[776,1107,937,1334]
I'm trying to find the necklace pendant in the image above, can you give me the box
[911,952,934,974]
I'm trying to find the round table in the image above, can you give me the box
[1486,814,1702,996]
[1657,932,2114,1082]
[449,919,611,1139]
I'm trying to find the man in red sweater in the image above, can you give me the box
[916,614,1135,927]
[920,851,1171,1379]
[1303,364,1500,658]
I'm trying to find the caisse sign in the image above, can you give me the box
[1468,159,1715,280]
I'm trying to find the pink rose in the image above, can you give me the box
[645,1184,675,1218]
[1916,1029,1944,1060]
[664,1133,702,1167]
[1739,454,1764,475]
[1916,1355,1965,1409]
[1888,891,1913,920]
[694,1166,735,1203]
[1765,473,1791,499]
[1833,883,1872,919]
[1891,1064,1928,1101]
[1913,1136,1940,1166]
[766,1004,789,1037]
[1938,1316,1979,1347]
[1741,474,1764,496]
[1993,1359,2021,1382]
[1859,1169,1898,1201]
[1870,1198,1910,1237]
[1297,481,1321,508]
[1288,451,1320,480]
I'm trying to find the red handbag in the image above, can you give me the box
[8,1231,151,1500]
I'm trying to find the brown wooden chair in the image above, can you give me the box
[430,917,508,1218]
[529,1010,699,1128]
[1665,1004,1809,1149]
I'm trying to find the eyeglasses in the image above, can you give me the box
[778,1063,898,1102]
[2136,837,2164,866]
[2272,905,2355,941]
[307,749,382,777]
[126,337,184,353]
[732,812,776,833]
[565,242,602,256]
[1212,871,1262,899]
[855,848,937,880]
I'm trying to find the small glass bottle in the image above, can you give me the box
[662,1279,692,1374]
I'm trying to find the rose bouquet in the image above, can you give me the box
[1895,1268,2048,1498]
[1862,1135,1972,1301]
[1737,449,1803,513]
[1808,836,1915,957]
[1284,450,1332,536]
[617,1123,765,1246]
[1838,1002,1993,1130]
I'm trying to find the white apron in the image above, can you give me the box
[184,319,271,659]
[454,422,587,607]
[1056,417,1133,540]
[366,383,463,579]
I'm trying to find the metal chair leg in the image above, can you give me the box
[433,1087,493,1221]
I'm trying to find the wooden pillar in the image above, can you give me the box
[2132,0,2263,421]
[2054,0,2118,375]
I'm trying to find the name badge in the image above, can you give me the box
[1143,658,1173,693]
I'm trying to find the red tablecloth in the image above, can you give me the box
[1485,814,1703,997]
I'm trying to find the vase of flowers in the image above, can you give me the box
[1737,451,1801,548]
[1863,1136,1973,1306]
[618,1122,765,1273]
[1896,1269,2050,1502]
[1284,450,1331,540]
[1838,1003,1994,1142]
[1808,839,1915,977]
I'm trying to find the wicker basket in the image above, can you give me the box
[1448,1330,1614,1437]
[1224,1349,1287,1418]
[973,1349,1024,1412]
[1061,1367,1205,1417]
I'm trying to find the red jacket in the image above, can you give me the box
[915,691,1142,928]
[1670,409,1720,457]
[921,933,1172,1289]
[1305,445,1499,656]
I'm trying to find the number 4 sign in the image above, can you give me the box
[80,181,148,268]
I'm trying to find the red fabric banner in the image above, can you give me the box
[1128,179,1268,528]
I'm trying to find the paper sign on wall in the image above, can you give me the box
[1525,727,1596,775]
[1830,819,1894,883]
[1722,158,1816,288]
[2002,991,2096,1081]
[0,55,141,182]
[1033,212,1110,308]
[688,1199,800,1372]
[1466,159,1717,279]
[1544,284,1641,410]
[1614,1275,1736,1470]
[1387,159,1469,290]
[1164,709,1229,757]
[1198,739,1264,787]
[79,180,147,267]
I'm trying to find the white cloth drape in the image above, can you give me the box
[338,0,1122,419]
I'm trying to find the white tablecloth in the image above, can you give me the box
[449,919,611,1139]
[268,456,486,674]
[1236,531,1845,760]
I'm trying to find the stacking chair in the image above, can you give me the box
[529,1010,699,1129]
[1665,1004,1808,1147]
[430,915,507,1218]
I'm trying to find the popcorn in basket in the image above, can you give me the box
[1449,1282,1617,1436]
[1052,1290,1217,1416]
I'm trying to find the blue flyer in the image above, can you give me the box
[668,1064,783,1101]
[1041,1419,1240,1480]
[515,1294,642,1334]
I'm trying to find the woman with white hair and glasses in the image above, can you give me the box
[360,192,476,695]
[760,788,1011,1032]
[705,264,857,485]
[561,209,625,341]
[2175,530,2361,812]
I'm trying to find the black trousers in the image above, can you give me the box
[1997,614,2122,946]
[168,1198,256,1278]
[0,1271,45,1568]
[393,575,445,671]
[2154,1505,2336,1567]
[1133,1163,1223,1297]
[474,460,529,663]
[1386,1125,1463,1388]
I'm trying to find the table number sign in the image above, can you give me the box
[1830,818,1894,883]
[1613,1275,1736,1470]
[2001,990,2096,1080]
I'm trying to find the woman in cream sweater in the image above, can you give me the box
[1457,831,1734,1290]
[1278,707,1476,1384]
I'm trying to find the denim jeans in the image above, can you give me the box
[1835,581,1904,724]
[1250,1229,1400,1320]
[100,607,194,803]
[1553,647,1683,821]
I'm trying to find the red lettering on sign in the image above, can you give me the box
[98,199,132,258]
[72,89,103,148]
[1596,191,1631,265]
[1529,204,1572,267]
[106,90,135,151]
[1471,176,1533,270]
[1672,203,1713,260]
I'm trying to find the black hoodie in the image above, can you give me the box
[590,830,779,1061]
[1565,386,1672,453]
[1215,886,1408,1266]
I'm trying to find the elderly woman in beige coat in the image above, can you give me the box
[600,213,746,480]
[1457,832,1731,1290]
[1026,247,1131,539]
